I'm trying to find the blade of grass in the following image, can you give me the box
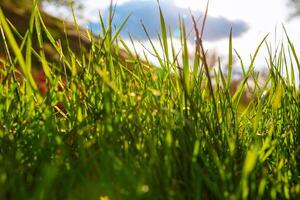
[141,22,164,68]
[233,34,269,104]
[34,10,52,80]
[180,18,191,94]
[158,3,169,65]
[191,2,220,132]
[0,8,37,90]
[283,25,300,82]
[37,10,71,70]
[111,15,130,44]
[227,28,233,88]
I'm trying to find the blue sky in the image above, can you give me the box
[89,0,249,42]
[44,0,300,68]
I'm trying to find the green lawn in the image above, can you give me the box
[0,4,300,200]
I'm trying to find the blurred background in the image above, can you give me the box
[41,0,300,68]
[1,0,300,70]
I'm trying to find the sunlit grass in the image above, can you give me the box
[0,2,300,200]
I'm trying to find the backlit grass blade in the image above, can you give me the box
[34,11,52,80]
[105,2,117,46]
[111,15,130,44]
[25,25,32,76]
[271,83,283,109]
[192,45,200,81]
[233,34,269,104]
[241,148,258,199]
[98,11,106,37]
[70,0,82,50]
[6,18,52,80]
[0,19,21,101]
[200,0,209,38]
[180,18,191,94]
[283,25,300,81]
[119,37,134,58]
[0,8,37,90]
[141,23,164,67]
[192,7,220,130]
[234,49,246,76]
[25,0,39,80]
[37,10,71,69]
[227,28,233,88]
[158,3,169,64]
[287,45,296,87]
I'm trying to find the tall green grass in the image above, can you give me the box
[0,2,300,200]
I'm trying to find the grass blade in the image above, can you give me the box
[0,8,37,90]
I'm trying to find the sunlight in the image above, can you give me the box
[1,0,300,198]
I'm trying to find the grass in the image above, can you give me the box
[0,2,300,199]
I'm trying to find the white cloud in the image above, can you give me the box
[89,0,249,41]
[43,0,300,70]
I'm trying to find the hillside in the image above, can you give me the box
[0,1,94,63]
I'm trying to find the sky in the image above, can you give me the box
[44,0,300,70]
[89,0,249,41]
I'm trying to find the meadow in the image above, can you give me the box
[0,2,300,200]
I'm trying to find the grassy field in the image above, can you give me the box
[0,3,300,200]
